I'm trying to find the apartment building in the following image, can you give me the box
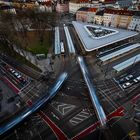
[76,7,88,22]
[128,11,140,32]
[94,10,104,25]
[99,0,116,4]
[118,14,132,29]
[103,8,115,26]
[76,7,97,22]
[0,5,16,14]
[87,7,98,22]
[103,9,133,28]
[56,3,69,13]
[76,5,140,31]
[37,1,52,12]
[69,0,89,13]
[116,0,133,8]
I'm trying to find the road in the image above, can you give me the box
[1,23,140,140]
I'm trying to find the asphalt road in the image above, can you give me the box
[0,24,140,140]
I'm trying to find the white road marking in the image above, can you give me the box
[52,102,76,116]
[69,109,93,126]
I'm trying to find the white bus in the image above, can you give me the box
[60,41,65,55]
[36,54,46,60]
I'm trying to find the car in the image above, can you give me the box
[14,72,19,77]
[19,77,27,84]
[17,74,22,79]
[133,79,139,83]
[14,72,22,79]
[8,68,13,71]
[136,76,140,81]
[11,70,15,74]
[14,72,18,76]
[119,78,126,83]
[122,82,132,89]
[125,75,133,80]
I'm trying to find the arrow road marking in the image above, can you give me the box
[52,102,76,116]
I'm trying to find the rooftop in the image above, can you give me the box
[72,21,138,52]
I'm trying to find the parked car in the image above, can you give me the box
[125,75,133,80]
[119,78,126,83]
[133,79,139,83]
[17,74,22,79]
[136,76,140,81]
[119,74,133,84]
[14,72,19,77]
[11,70,15,74]
[122,82,132,89]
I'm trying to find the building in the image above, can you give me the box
[0,5,16,14]
[56,0,69,13]
[116,0,133,9]
[87,7,98,23]
[109,9,133,28]
[103,8,114,26]
[76,7,98,22]
[111,14,120,27]
[94,9,104,25]
[99,0,116,4]
[118,14,132,29]
[69,0,90,13]
[56,3,69,13]
[72,21,138,52]
[128,11,140,32]
[76,6,139,30]
[76,7,89,22]
[37,1,52,12]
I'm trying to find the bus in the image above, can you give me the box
[60,41,65,55]
[36,54,46,60]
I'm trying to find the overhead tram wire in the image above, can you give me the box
[0,72,68,135]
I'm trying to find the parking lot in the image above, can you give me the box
[94,42,140,92]
[115,63,140,91]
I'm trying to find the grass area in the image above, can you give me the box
[19,31,52,56]
[0,30,52,72]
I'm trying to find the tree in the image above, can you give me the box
[0,12,17,54]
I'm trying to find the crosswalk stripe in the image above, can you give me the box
[77,114,89,119]
[72,116,83,121]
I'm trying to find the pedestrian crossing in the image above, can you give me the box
[69,109,93,126]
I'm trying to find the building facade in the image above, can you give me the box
[87,7,97,23]
[116,0,133,8]
[103,12,113,26]
[56,3,69,13]
[76,7,97,22]
[128,14,140,32]
[69,0,89,13]
[94,10,104,25]
[76,7,88,22]
[118,15,132,28]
